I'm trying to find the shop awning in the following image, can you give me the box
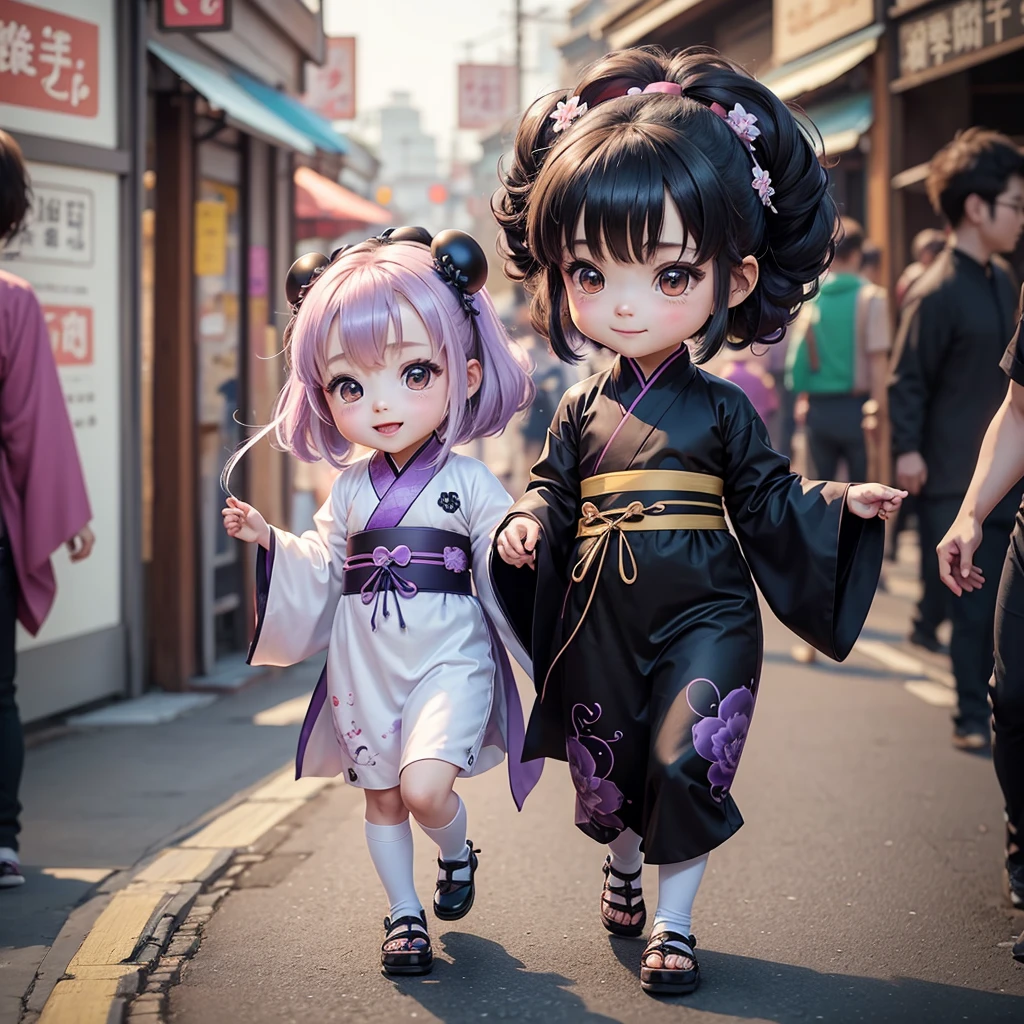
[760,24,883,102]
[294,166,392,238]
[148,42,315,155]
[231,71,349,155]
[798,92,873,156]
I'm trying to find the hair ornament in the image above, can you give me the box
[430,229,488,317]
[710,101,777,213]
[286,251,332,311]
[628,81,683,97]
[550,95,587,134]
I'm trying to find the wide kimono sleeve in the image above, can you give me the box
[464,460,532,676]
[247,474,350,667]
[722,407,884,661]
[489,388,583,672]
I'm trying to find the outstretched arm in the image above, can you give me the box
[938,380,1024,596]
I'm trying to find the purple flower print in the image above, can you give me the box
[567,736,625,830]
[691,684,754,802]
[443,546,468,573]
[725,103,761,146]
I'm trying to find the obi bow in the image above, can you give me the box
[361,545,418,630]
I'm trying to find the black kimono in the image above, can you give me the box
[490,346,883,864]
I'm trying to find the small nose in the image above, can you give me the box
[614,301,634,318]
[373,396,388,412]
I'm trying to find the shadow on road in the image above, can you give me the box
[607,938,1024,1022]
[386,931,623,1023]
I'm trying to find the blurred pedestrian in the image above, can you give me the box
[860,241,883,287]
[0,130,94,889]
[889,127,1024,752]
[787,217,891,483]
[935,284,1024,956]
[895,228,946,310]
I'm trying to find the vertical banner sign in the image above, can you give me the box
[304,36,356,121]
[457,64,518,130]
[158,0,232,32]
[0,0,115,148]
[2,163,122,650]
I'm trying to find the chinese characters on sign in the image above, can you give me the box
[898,0,1024,79]
[43,305,93,368]
[158,0,231,31]
[773,0,875,65]
[457,64,518,131]
[5,182,93,265]
[304,37,356,121]
[0,0,98,117]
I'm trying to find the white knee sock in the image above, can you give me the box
[418,796,471,882]
[607,828,644,877]
[652,854,709,938]
[364,819,422,922]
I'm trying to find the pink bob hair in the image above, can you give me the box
[223,238,533,490]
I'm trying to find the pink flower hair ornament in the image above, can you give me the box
[710,101,778,213]
[550,95,588,133]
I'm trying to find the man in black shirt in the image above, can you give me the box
[889,128,1024,752]
[937,286,1024,957]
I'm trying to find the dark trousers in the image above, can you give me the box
[921,498,1013,728]
[993,526,1024,864]
[913,494,951,639]
[0,540,20,852]
[805,393,868,482]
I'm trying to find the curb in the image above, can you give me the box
[21,766,336,1024]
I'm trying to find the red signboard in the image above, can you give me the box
[304,37,356,122]
[158,0,232,32]
[457,64,518,130]
[0,0,99,118]
[43,305,93,366]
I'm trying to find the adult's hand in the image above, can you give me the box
[937,514,987,597]
[66,524,95,562]
[895,451,928,495]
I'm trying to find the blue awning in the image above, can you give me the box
[231,71,349,155]
[798,92,873,156]
[148,42,315,155]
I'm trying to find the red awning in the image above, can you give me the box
[294,166,392,238]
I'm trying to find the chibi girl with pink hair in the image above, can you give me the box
[221,227,538,976]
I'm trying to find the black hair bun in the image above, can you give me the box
[431,229,487,294]
[385,225,434,246]
[286,252,331,308]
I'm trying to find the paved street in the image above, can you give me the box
[168,574,1024,1024]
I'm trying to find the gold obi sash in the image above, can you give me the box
[540,470,727,700]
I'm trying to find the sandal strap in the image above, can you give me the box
[437,842,480,881]
[644,930,697,962]
[383,914,429,941]
[601,858,644,911]
[602,856,642,883]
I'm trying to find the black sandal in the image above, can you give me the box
[639,931,699,995]
[433,840,480,921]
[380,912,433,976]
[600,856,646,937]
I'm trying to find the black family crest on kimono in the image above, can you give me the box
[489,347,883,864]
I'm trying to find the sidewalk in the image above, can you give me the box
[0,659,323,1022]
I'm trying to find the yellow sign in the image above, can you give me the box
[375,185,393,207]
[194,200,228,277]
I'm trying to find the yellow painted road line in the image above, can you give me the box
[133,847,223,884]
[178,798,304,849]
[250,768,331,802]
[38,978,122,1024]
[69,884,174,969]
[41,867,115,884]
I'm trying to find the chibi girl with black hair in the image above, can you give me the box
[488,47,906,995]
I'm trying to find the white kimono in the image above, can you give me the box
[248,451,535,799]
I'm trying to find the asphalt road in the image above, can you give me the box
[169,592,1024,1024]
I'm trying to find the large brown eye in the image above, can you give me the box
[658,268,691,296]
[338,380,363,403]
[577,267,605,294]
[403,364,432,391]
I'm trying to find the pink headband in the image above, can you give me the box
[549,81,777,213]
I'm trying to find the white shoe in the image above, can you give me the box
[0,847,24,888]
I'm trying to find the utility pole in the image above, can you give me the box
[514,0,523,113]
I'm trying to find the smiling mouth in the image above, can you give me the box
[373,422,403,436]
[611,328,647,335]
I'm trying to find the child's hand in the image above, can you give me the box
[846,483,908,521]
[222,496,272,549]
[496,515,540,569]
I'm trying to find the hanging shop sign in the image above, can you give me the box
[304,35,356,121]
[158,0,232,32]
[457,63,518,131]
[773,0,875,64]
[896,0,1024,86]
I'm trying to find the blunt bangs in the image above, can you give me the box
[529,108,729,269]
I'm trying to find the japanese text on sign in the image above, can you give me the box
[5,182,93,266]
[457,64,518,131]
[0,0,98,117]
[898,0,1024,79]
[43,305,93,367]
[159,0,230,31]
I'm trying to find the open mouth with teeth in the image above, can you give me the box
[373,422,403,436]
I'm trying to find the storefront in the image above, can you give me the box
[0,0,142,723]
[142,1,345,689]
[888,0,1024,281]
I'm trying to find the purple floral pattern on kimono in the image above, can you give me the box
[687,679,756,803]
[566,703,625,831]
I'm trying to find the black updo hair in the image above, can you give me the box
[492,45,838,364]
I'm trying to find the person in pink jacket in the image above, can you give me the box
[0,130,94,889]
